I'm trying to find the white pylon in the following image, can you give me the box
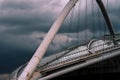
[18,0,78,80]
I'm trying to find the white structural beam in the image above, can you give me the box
[39,48,120,80]
[18,0,78,80]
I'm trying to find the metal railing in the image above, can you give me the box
[39,42,120,72]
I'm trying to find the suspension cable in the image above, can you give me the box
[92,0,95,38]
[77,0,81,44]
[66,7,74,47]
[97,4,102,38]
[85,0,88,41]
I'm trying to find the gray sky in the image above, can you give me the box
[0,0,120,73]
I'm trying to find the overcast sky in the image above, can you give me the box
[0,0,120,73]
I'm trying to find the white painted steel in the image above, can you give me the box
[40,40,114,67]
[49,46,89,65]
[18,0,78,80]
[39,50,70,67]
[11,39,119,80]
[90,40,114,53]
[39,47,120,80]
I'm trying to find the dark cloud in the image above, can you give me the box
[0,9,55,35]
[0,0,119,34]
[0,0,120,73]
[1,0,34,10]
[0,0,63,35]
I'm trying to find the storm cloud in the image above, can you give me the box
[0,0,120,73]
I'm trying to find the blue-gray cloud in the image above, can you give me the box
[0,0,120,73]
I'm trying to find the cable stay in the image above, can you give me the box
[10,0,120,80]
